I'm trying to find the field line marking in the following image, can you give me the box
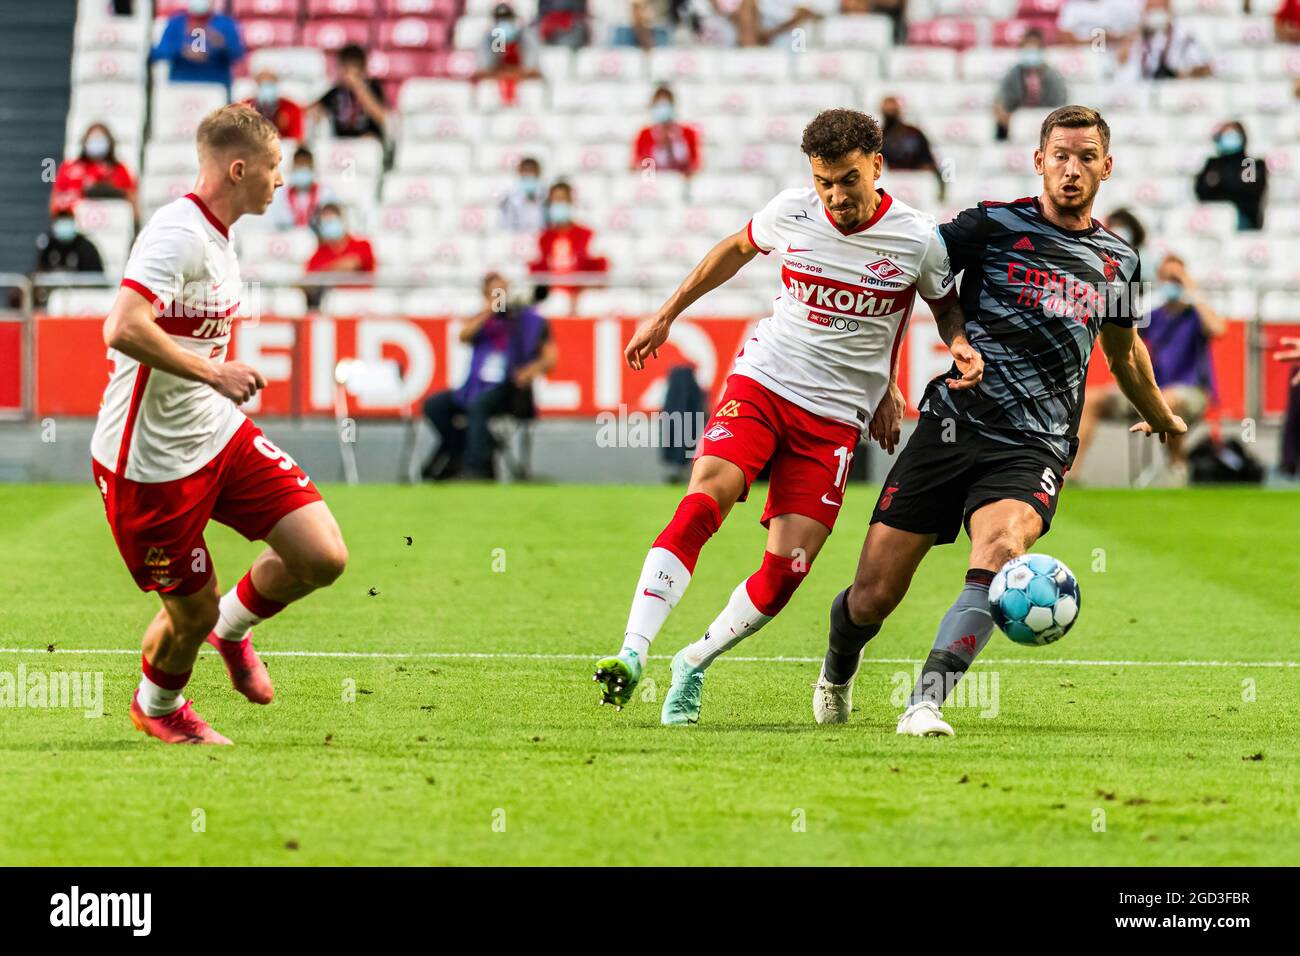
[0,648,1297,668]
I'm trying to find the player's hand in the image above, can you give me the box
[624,316,672,371]
[1129,414,1188,445]
[869,381,905,455]
[945,340,984,391]
[210,362,267,405]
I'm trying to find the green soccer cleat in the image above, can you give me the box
[661,650,705,726]
[593,649,643,710]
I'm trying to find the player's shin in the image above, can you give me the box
[619,492,722,658]
[213,569,286,642]
[137,653,190,717]
[822,587,881,685]
[908,568,996,707]
[681,551,805,668]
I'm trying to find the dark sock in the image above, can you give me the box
[823,588,881,685]
[908,568,996,707]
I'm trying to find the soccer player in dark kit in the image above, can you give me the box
[812,105,1188,736]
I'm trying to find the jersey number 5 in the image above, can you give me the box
[1039,466,1057,497]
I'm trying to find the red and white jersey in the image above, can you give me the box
[91,193,244,483]
[736,186,955,429]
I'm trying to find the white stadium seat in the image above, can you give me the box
[394,140,476,174]
[380,174,460,207]
[649,48,723,85]
[43,288,119,316]
[237,229,319,269]
[818,14,895,51]
[792,50,874,82]
[717,49,792,83]
[398,78,476,114]
[73,49,145,85]
[885,48,960,82]
[144,141,199,176]
[574,48,647,82]
[150,83,229,142]
[248,48,327,88]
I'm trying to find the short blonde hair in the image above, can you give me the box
[196,103,279,160]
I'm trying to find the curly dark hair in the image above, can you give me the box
[801,109,883,162]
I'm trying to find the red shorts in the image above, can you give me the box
[92,418,323,596]
[696,374,862,531]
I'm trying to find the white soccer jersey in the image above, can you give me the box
[735,186,955,429]
[91,193,244,483]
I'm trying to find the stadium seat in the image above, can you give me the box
[769,82,856,116]
[792,50,874,82]
[1153,81,1233,117]
[377,17,452,51]
[480,233,543,271]
[398,77,475,114]
[818,14,895,51]
[649,48,723,85]
[477,142,555,174]
[236,285,309,319]
[73,49,145,85]
[248,47,328,87]
[366,49,439,83]
[906,19,980,51]
[1260,290,1300,323]
[991,18,1057,47]
[232,0,304,17]
[140,174,195,216]
[384,0,458,15]
[1043,48,1103,82]
[395,140,476,173]
[1256,46,1300,81]
[933,0,1018,16]
[238,229,320,269]
[717,49,792,83]
[320,289,403,316]
[302,19,373,51]
[308,0,380,16]
[574,48,647,82]
[43,288,119,317]
[554,141,632,176]
[886,47,961,81]
[962,47,1021,81]
[144,141,200,176]
[75,15,148,53]
[1162,204,1241,240]
[74,199,134,277]
[475,80,547,113]
[240,19,302,50]
[150,83,229,142]
[401,286,486,317]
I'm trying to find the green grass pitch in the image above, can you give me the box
[1,482,1298,866]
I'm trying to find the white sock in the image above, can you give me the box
[213,587,258,641]
[137,675,185,717]
[621,546,691,658]
[682,579,773,669]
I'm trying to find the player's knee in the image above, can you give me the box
[975,530,1024,571]
[300,541,349,588]
[846,580,900,626]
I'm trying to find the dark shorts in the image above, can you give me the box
[869,414,1066,546]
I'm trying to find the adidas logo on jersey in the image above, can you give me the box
[1013,236,1035,252]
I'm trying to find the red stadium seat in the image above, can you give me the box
[232,0,303,17]
[307,0,379,18]
[302,19,372,50]
[377,17,452,51]
[366,49,438,81]
[907,19,980,50]
[155,0,191,15]
[240,18,302,49]
[992,19,1057,46]
[1016,0,1063,15]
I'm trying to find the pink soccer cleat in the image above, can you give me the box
[206,632,275,705]
[130,692,233,745]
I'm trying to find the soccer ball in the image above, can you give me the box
[988,554,1080,646]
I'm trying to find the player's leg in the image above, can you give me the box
[130,573,233,745]
[662,513,830,725]
[594,376,779,708]
[206,424,343,703]
[900,498,1045,736]
[815,521,935,724]
[594,454,747,708]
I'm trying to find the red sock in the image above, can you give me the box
[141,653,191,690]
[744,551,809,617]
[652,492,723,574]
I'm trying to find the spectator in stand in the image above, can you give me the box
[1116,0,1212,81]
[475,3,542,104]
[1103,207,1148,271]
[620,0,674,48]
[499,156,546,233]
[537,0,591,48]
[529,181,608,302]
[1075,253,1224,482]
[632,86,701,176]
[150,0,245,94]
[304,203,376,307]
[31,203,104,308]
[993,29,1068,142]
[51,123,138,218]
[244,69,304,141]
[421,272,556,482]
[313,45,387,140]
[878,95,943,199]
[1056,0,1140,45]
[268,147,336,231]
[1194,121,1269,231]
[734,0,826,48]
[1277,0,1300,43]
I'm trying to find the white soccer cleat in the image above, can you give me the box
[813,666,854,725]
[896,700,955,737]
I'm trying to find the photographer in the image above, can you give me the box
[421,273,556,481]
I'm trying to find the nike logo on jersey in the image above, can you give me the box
[786,244,813,253]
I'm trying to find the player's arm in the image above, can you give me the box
[103,287,265,404]
[1098,323,1186,443]
[624,226,759,370]
[929,291,983,391]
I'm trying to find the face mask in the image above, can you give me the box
[882,111,900,127]
[1157,281,1183,306]
[1143,10,1170,31]
[52,217,77,243]
[320,218,345,242]
[1215,130,1244,155]
[519,175,539,197]
[188,0,212,16]
[84,133,110,160]
[547,202,572,225]
[651,102,675,124]
[257,83,278,105]
[290,167,315,190]
[1020,47,1045,68]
